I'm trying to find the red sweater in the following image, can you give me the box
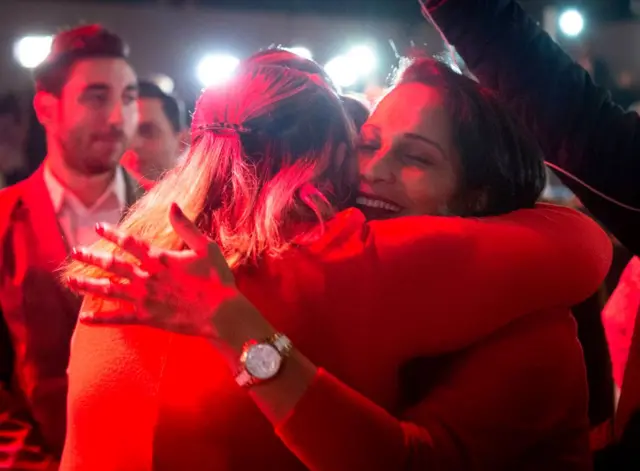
[61,205,611,471]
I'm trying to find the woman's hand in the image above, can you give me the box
[67,203,238,339]
[67,204,312,428]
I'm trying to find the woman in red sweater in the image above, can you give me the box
[62,59,610,470]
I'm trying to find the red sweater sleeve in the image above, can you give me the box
[361,203,611,356]
[277,310,590,471]
[272,205,604,470]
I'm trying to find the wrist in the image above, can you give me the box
[212,293,276,361]
[211,294,318,424]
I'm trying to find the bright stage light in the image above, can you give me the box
[324,44,377,89]
[346,45,376,75]
[197,54,240,87]
[14,35,53,69]
[559,9,584,37]
[150,74,175,95]
[287,47,313,60]
[325,55,359,88]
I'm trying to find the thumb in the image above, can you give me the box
[169,203,233,282]
[169,203,209,255]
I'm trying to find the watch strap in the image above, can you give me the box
[235,368,255,388]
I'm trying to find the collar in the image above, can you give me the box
[43,162,127,214]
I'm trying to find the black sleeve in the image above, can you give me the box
[571,291,615,427]
[0,310,13,386]
[424,0,640,255]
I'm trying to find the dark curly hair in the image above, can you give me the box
[396,57,546,216]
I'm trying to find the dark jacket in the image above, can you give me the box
[423,0,639,466]
[425,0,640,256]
[0,165,144,463]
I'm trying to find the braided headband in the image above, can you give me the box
[197,122,252,134]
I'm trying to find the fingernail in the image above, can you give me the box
[71,247,85,257]
[170,203,183,217]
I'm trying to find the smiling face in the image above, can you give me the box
[356,83,461,219]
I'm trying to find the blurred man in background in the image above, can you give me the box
[121,80,186,185]
[0,24,143,468]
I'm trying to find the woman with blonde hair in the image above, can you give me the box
[62,60,610,470]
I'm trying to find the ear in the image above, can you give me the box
[33,91,59,128]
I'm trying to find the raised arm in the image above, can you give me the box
[362,203,611,355]
[422,0,640,254]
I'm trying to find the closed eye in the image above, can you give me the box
[403,154,432,166]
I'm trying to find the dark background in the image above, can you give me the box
[27,0,638,21]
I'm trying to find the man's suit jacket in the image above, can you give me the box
[0,164,144,459]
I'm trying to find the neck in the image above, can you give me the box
[46,145,117,208]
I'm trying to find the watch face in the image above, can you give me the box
[244,344,282,380]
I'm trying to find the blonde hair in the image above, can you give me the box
[63,65,355,280]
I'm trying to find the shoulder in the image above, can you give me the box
[0,180,26,207]
[246,209,373,307]
[67,297,170,455]
[71,296,170,379]
[474,203,611,255]
[302,208,369,259]
[505,203,603,228]
[532,203,612,266]
[79,295,137,320]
